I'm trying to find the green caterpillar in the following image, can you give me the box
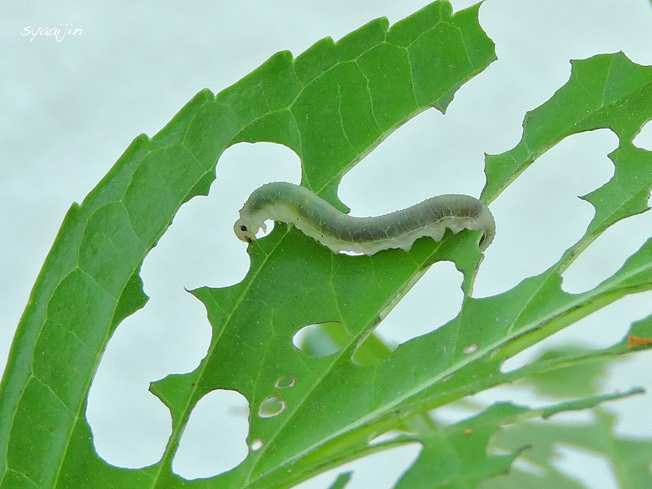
[234,182,495,255]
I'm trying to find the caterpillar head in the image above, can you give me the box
[234,218,266,243]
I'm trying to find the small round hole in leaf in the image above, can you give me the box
[275,376,296,389]
[258,396,286,418]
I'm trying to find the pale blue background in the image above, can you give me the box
[2,1,652,487]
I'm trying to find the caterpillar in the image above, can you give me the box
[234,182,495,256]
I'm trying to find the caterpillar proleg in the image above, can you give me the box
[234,182,495,255]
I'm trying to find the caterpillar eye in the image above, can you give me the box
[234,219,256,243]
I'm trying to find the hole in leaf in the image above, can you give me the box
[155,140,300,290]
[250,439,263,452]
[291,443,422,489]
[374,261,463,345]
[633,120,652,150]
[474,129,616,298]
[338,109,481,220]
[293,321,351,358]
[87,142,299,471]
[173,389,249,480]
[275,376,296,389]
[562,194,652,293]
[258,395,286,418]
[86,376,170,469]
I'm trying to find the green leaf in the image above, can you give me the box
[482,53,652,203]
[327,472,352,489]
[393,392,640,489]
[511,311,652,400]
[152,52,652,488]
[515,345,614,399]
[4,1,652,488]
[480,408,652,489]
[0,2,497,488]
[395,403,530,489]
